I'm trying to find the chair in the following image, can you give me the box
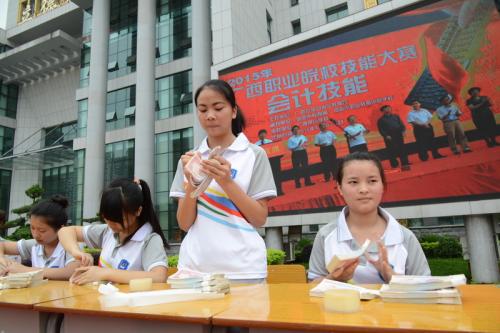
[267,264,307,283]
[167,267,178,277]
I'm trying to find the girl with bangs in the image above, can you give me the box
[58,178,168,284]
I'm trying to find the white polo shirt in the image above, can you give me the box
[170,133,277,280]
[308,207,430,283]
[83,223,167,272]
[17,239,75,268]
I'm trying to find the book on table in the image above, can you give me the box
[386,274,467,291]
[326,239,371,273]
[379,274,466,304]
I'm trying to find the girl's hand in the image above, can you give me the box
[2,262,32,274]
[201,156,233,187]
[180,151,196,177]
[326,258,359,282]
[70,266,109,285]
[0,256,14,268]
[366,241,395,283]
[72,251,94,267]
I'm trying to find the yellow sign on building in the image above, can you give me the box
[364,0,378,9]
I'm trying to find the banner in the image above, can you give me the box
[220,0,500,215]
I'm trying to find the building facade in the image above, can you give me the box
[0,0,498,281]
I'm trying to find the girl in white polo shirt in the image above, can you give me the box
[0,196,79,280]
[58,178,168,284]
[308,152,430,283]
[170,79,277,283]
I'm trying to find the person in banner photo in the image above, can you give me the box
[255,129,273,146]
[407,100,445,161]
[436,95,472,155]
[377,105,410,171]
[344,115,369,153]
[466,87,498,148]
[314,122,338,182]
[288,125,315,188]
[308,152,430,283]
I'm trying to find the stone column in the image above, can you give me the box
[191,0,211,145]
[265,227,284,251]
[83,0,110,219]
[134,0,156,195]
[465,214,500,283]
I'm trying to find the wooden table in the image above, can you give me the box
[0,281,95,333]
[212,283,500,333]
[34,283,229,333]
[2,282,499,333]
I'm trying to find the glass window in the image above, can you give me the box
[0,82,18,119]
[106,86,136,131]
[0,125,15,156]
[155,70,192,120]
[108,0,137,80]
[79,8,92,88]
[290,0,298,6]
[325,4,348,23]
[291,19,301,35]
[104,140,135,185]
[155,128,193,242]
[44,122,77,147]
[156,0,192,65]
[77,99,88,138]
[0,169,12,222]
[42,164,78,224]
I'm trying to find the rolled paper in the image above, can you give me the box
[324,289,360,313]
[129,278,153,292]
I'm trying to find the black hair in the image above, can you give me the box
[380,105,391,112]
[99,178,168,248]
[258,129,267,135]
[29,195,69,231]
[336,152,386,188]
[194,79,246,136]
[468,87,480,95]
[291,125,299,132]
[440,94,452,102]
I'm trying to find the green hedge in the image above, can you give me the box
[267,248,286,265]
[419,234,463,258]
[168,255,179,268]
[428,258,471,281]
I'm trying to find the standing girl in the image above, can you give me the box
[58,178,168,284]
[308,152,429,283]
[170,79,277,283]
[0,195,79,280]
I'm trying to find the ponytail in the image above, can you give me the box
[100,178,169,248]
[138,179,169,248]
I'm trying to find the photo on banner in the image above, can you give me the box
[220,0,500,215]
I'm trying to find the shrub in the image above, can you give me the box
[420,241,439,258]
[267,248,286,265]
[294,238,313,263]
[168,255,179,267]
[419,234,463,258]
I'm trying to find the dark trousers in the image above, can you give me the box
[384,133,409,167]
[473,114,498,146]
[319,145,337,181]
[413,125,441,161]
[349,143,368,153]
[291,150,313,187]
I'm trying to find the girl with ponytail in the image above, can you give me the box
[0,195,80,280]
[59,178,168,284]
